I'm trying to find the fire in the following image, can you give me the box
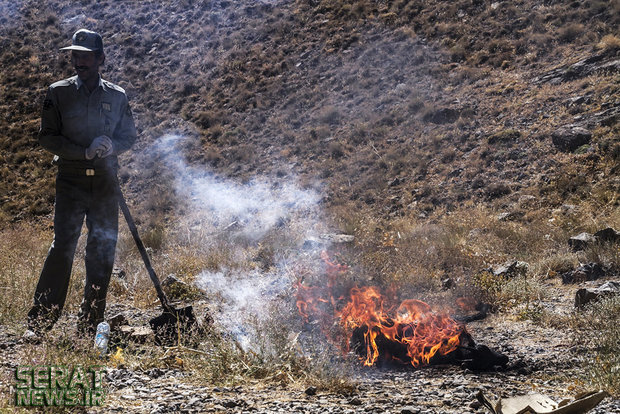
[296,252,466,367]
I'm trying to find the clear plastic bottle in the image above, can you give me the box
[94,321,110,357]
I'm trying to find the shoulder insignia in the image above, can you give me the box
[43,98,54,111]
[102,79,126,94]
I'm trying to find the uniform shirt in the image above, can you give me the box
[39,75,137,169]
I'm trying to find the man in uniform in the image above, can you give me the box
[26,29,137,338]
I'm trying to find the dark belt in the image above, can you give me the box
[58,166,99,176]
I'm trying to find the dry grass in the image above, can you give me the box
[570,295,620,396]
[0,216,358,411]
[329,200,619,309]
[0,223,52,327]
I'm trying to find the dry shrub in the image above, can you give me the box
[408,96,425,113]
[571,295,620,395]
[487,129,521,145]
[328,141,346,159]
[533,251,578,278]
[0,224,51,326]
[318,106,342,125]
[596,34,620,52]
[558,23,585,43]
[140,223,167,251]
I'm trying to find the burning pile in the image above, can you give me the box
[296,252,507,370]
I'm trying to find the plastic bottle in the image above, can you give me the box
[94,321,110,357]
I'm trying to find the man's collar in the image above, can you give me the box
[75,75,105,91]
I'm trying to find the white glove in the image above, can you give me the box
[98,139,114,158]
[85,136,113,160]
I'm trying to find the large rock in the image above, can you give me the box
[552,125,591,152]
[118,325,154,343]
[575,281,620,308]
[561,262,606,284]
[568,228,620,251]
[161,275,200,300]
[594,227,620,243]
[491,261,528,278]
[568,232,596,251]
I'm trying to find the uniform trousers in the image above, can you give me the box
[27,170,118,334]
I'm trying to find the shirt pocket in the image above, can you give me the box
[61,108,88,141]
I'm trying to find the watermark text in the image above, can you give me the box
[14,365,105,407]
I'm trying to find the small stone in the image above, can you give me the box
[594,227,620,243]
[108,313,129,330]
[320,233,355,243]
[469,400,482,409]
[119,325,154,343]
[491,261,528,278]
[305,386,317,396]
[348,397,362,406]
[552,125,592,152]
[441,277,455,290]
[112,268,126,279]
[146,368,164,379]
[223,400,238,408]
[401,407,420,414]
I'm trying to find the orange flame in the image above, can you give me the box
[296,252,465,367]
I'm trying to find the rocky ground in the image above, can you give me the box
[2,277,618,413]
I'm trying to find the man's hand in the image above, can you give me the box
[85,135,113,160]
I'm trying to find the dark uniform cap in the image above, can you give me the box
[60,29,103,52]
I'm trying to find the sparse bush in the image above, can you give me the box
[328,141,346,159]
[229,144,253,162]
[486,182,512,199]
[596,34,620,52]
[487,129,521,145]
[571,295,620,395]
[0,224,50,326]
[408,96,425,113]
[318,106,341,125]
[535,251,578,278]
[141,223,166,251]
[449,45,467,62]
[194,110,221,129]
[558,23,585,43]
[473,270,545,314]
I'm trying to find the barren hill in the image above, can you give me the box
[1,0,618,223]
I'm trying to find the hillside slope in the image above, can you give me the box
[1,0,618,224]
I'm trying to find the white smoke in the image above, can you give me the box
[153,134,321,241]
[148,134,325,350]
[195,267,293,350]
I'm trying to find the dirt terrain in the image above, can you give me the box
[1,0,619,412]
[1,275,618,413]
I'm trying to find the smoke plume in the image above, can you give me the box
[147,134,325,350]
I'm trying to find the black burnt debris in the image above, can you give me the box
[350,326,508,371]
